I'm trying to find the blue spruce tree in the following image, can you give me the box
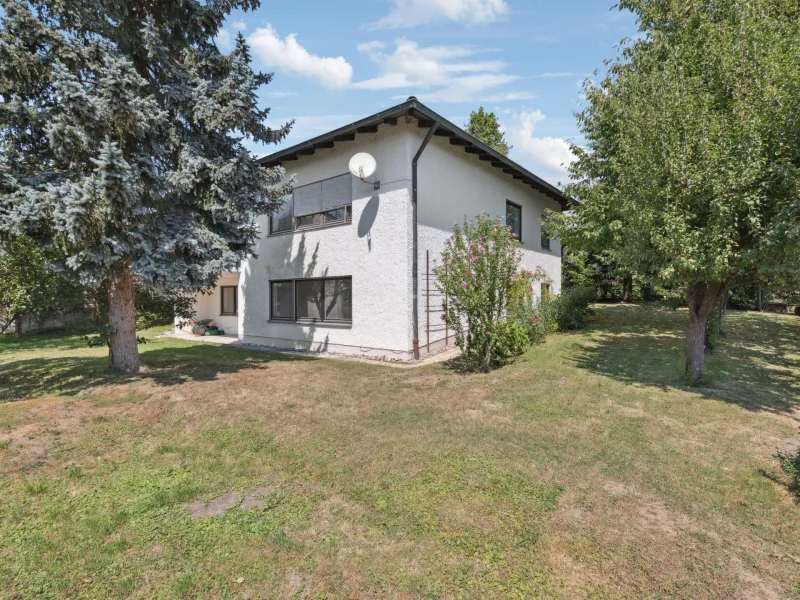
[0,1,292,373]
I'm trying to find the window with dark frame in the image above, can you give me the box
[270,174,353,235]
[541,214,551,250]
[220,286,237,316]
[270,277,352,324]
[506,201,522,241]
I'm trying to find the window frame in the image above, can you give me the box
[506,200,522,243]
[540,213,551,251]
[269,173,354,236]
[220,285,238,316]
[269,277,353,325]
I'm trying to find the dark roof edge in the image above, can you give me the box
[258,98,574,208]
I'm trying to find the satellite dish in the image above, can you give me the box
[349,152,377,180]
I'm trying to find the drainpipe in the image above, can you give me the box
[412,117,440,359]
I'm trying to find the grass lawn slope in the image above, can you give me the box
[1,306,798,599]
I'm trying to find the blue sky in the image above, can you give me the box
[220,0,638,185]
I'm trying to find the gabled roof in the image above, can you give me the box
[259,97,573,209]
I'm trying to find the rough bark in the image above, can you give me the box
[685,282,724,381]
[107,265,140,374]
[622,275,633,303]
[14,314,22,337]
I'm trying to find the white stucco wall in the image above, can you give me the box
[238,124,418,359]
[415,131,563,351]
[182,120,563,359]
[176,272,241,335]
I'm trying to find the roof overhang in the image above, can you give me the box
[259,98,575,209]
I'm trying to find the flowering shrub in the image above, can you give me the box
[434,214,527,371]
[490,320,529,361]
[514,307,547,345]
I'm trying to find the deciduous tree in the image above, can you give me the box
[552,0,800,380]
[0,236,85,335]
[465,107,511,156]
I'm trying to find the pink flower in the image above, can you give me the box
[531,317,539,323]
[471,256,478,263]
[466,270,472,276]
[461,283,468,288]
[477,245,485,252]
[512,273,519,280]
[440,315,445,321]
[483,313,488,319]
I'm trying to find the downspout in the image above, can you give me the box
[412,119,440,359]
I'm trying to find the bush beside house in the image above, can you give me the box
[435,214,595,372]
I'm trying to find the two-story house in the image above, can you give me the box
[177,97,572,360]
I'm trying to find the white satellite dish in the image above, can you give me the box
[349,152,377,181]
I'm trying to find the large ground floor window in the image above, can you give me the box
[270,277,352,324]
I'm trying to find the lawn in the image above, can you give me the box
[0,306,798,599]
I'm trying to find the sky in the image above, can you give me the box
[220,0,639,186]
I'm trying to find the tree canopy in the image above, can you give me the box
[553,0,800,380]
[0,236,85,335]
[465,107,511,156]
[0,0,292,372]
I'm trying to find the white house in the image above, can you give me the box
[177,98,572,360]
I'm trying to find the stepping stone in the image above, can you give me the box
[187,491,240,519]
[241,486,274,510]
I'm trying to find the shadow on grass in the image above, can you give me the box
[0,342,312,404]
[571,305,800,419]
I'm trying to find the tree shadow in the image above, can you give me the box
[571,306,800,420]
[0,342,313,404]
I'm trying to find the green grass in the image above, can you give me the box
[0,307,799,599]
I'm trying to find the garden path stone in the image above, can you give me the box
[240,486,274,510]
[187,491,240,519]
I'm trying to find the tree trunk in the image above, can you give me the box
[622,275,633,303]
[685,282,723,382]
[14,314,22,337]
[719,289,729,337]
[107,265,140,374]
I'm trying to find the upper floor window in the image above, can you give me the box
[506,201,522,241]
[270,173,353,234]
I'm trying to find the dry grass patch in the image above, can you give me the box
[0,309,799,598]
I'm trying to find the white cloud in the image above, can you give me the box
[356,41,385,53]
[354,38,528,103]
[539,72,573,78]
[506,110,577,179]
[248,25,353,89]
[231,20,246,31]
[480,91,536,102]
[215,29,232,50]
[370,0,509,29]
